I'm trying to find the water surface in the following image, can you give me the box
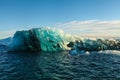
[0,47,120,80]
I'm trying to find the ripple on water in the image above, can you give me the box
[0,50,120,80]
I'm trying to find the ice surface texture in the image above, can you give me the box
[8,27,120,52]
[68,38,120,52]
[8,27,74,52]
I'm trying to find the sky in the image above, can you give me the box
[0,0,120,39]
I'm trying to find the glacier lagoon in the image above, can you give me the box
[1,47,120,80]
[0,27,120,79]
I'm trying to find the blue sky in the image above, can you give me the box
[0,0,120,39]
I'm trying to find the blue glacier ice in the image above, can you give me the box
[8,27,75,52]
[8,27,120,52]
[67,38,120,53]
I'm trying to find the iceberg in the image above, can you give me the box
[8,27,120,52]
[8,27,74,52]
[67,38,120,52]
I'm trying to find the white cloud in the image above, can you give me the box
[1,20,120,39]
[56,20,120,37]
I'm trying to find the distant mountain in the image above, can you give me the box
[0,37,12,46]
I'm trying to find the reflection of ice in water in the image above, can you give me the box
[1,45,120,80]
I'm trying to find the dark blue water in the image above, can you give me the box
[0,46,120,80]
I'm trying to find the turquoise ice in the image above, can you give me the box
[8,27,74,52]
[68,38,120,52]
[8,27,120,52]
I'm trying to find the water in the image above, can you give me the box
[0,46,120,80]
